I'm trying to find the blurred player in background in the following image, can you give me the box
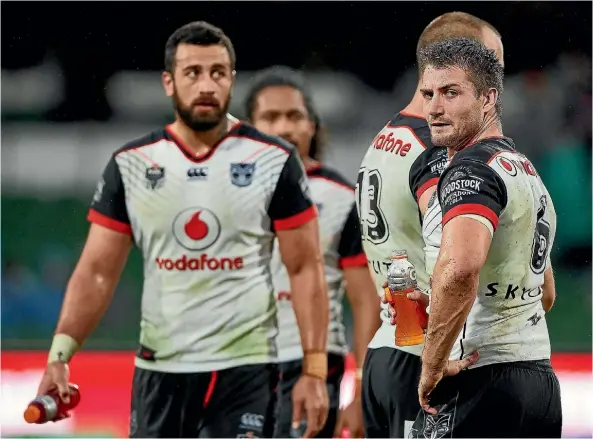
[245,66,381,438]
[35,21,330,438]
[410,36,561,437]
[355,12,505,438]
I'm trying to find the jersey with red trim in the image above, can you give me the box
[272,165,366,362]
[425,137,556,367]
[356,112,446,355]
[88,119,316,373]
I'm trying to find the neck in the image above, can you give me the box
[447,112,503,159]
[401,83,425,119]
[169,116,232,156]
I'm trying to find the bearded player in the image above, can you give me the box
[35,21,330,438]
[355,12,505,438]
[245,66,381,439]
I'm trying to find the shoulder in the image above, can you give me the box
[232,122,297,156]
[451,137,516,167]
[113,128,169,157]
[308,164,354,192]
[388,112,432,147]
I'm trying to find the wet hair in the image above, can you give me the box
[244,65,326,160]
[164,21,236,72]
[419,37,504,117]
[417,12,501,67]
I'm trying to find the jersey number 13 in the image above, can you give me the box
[356,168,389,244]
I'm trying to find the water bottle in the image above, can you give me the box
[24,384,81,424]
[385,250,425,346]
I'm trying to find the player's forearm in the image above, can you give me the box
[55,266,117,346]
[422,259,478,372]
[350,298,380,369]
[289,263,329,353]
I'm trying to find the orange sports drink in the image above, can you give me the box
[385,250,425,346]
[24,383,81,424]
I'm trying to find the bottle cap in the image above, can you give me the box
[391,250,408,260]
[24,405,41,424]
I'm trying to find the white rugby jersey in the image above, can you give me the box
[272,164,367,362]
[88,119,317,373]
[355,112,448,355]
[422,137,556,368]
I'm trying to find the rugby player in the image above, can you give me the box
[355,12,505,438]
[245,66,381,438]
[410,36,561,438]
[35,21,330,438]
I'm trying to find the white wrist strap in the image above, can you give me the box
[48,334,79,364]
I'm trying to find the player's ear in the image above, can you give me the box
[483,88,498,114]
[162,71,174,98]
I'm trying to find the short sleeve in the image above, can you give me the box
[87,155,132,235]
[438,159,508,232]
[338,204,367,269]
[268,149,317,231]
[409,146,448,202]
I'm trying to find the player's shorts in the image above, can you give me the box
[409,359,562,438]
[362,346,423,438]
[129,363,278,438]
[273,353,345,438]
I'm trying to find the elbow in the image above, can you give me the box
[284,253,322,278]
[437,254,482,284]
[542,290,556,313]
[69,262,116,298]
[434,256,481,302]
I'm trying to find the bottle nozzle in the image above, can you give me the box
[24,405,41,424]
[391,250,408,260]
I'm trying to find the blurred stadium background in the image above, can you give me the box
[1,2,591,438]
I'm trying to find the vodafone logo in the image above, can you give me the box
[172,207,221,251]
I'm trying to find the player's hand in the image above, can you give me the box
[333,394,364,438]
[381,282,429,328]
[292,374,329,438]
[37,361,72,403]
[418,352,479,414]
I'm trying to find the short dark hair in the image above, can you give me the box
[417,12,501,65]
[164,21,236,73]
[244,66,326,160]
[419,37,504,117]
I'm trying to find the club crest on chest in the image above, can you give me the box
[230,163,256,187]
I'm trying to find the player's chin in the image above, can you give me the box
[192,106,221,118]
[430,132,457,148]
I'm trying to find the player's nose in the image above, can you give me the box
[427,96,444,118]
[275,120,296,142]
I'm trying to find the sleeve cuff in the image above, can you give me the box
[273,205,318,231]
[339,253,368,269]
[415,178,439,201]
[88,208,132,235]
[442,203,499,231]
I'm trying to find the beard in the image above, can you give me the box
[430,112,482,150]
[173,90,231,132]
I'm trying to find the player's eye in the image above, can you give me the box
[212,70,226,80]
[288,112,305,121]
[186,70,198,79]
[421,91,433,100]
[445,89,458,97]
[261,113,277,122]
